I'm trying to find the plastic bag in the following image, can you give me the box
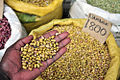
[5,0,63,33]
[29,19,120,80]
[0,5,27,61]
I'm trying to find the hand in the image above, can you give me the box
[0,30,70,80]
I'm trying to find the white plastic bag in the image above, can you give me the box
[0,5,27,61]
[69,0,120,33]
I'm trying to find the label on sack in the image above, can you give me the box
[82,13,112,44]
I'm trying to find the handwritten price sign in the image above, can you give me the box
[82,13,112,44]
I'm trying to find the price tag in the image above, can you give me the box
[0,0,4,19]
[82,13,112,44]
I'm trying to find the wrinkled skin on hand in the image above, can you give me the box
[0,30,70,80]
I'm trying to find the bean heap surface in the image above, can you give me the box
[19,0,54,7]
[21,35,59,71]
[41,24,111,80]
[87,0,120,13]
[0,17,11,50]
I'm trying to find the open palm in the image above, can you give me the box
[0,30,70,80]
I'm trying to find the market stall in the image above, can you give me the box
[0,0,120,80]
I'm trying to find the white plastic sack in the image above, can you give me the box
[0,5,27,61]
[69,0,120,33]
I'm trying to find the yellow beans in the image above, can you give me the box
[41,25,111,80]
[20,35,59,71]
[18,0,54,7]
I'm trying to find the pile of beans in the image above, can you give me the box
[20,35,59,71]
[0,17,11,50]
[19,0,54,7]
[87,0,120,13]
[41,24,111,80]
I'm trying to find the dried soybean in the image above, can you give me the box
[41,24,111,80]
[20,35,59,71]
[19,0,54,7]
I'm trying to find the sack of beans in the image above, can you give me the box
[5,0,63,33]
[69,0,120,33]
[29,19,120,80]
[0,5,27,61]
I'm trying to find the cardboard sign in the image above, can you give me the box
[0,0,4,19]
[82,13,112,44]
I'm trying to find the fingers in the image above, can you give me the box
[46,47,67,66]
[14,30,69,51]
[59,38,71,48]
[41,31,70,49]
[41,31,69,44]
[43,30,58,38]
[13,35,33,50]
[54,32,69,42]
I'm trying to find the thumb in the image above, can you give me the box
[13,35,33,51]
